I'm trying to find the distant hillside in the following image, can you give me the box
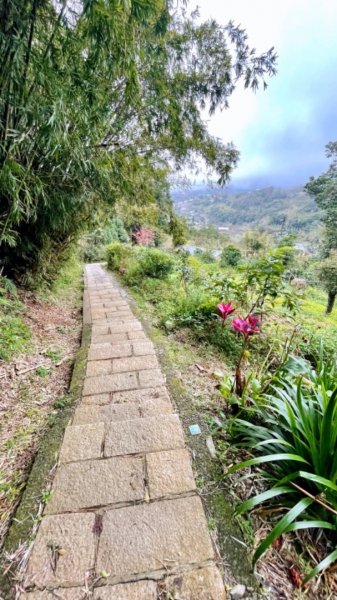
[172,185,322,237]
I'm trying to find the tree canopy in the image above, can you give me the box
[0,0,276,280]
[305,142,337,255]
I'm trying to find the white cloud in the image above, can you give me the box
[191,0,337,183]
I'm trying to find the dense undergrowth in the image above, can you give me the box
[106,240,337,592]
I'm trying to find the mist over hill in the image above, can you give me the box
[172,185,322,239]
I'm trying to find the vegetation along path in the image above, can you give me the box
[21,264,225,599]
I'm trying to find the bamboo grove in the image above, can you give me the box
[0,0,276,281]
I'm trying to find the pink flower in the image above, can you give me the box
[134,228,155,246]
[217,301,236,320]
[232,314,261,337]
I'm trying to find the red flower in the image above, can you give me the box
[232,314,260,337]
[217,301,236,320]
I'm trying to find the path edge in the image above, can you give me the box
[0,283,91,599]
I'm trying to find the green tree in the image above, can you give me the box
[220,244,242,267]
[243,230,269,257]
[317,254,337,314]
[169,214,187,247]
[305,142,337,255]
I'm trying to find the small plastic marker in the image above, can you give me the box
[189,424,201,435]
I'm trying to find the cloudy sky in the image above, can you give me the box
[193,0,337,186]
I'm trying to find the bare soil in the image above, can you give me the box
[0,292,81,550]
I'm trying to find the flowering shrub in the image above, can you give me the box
[232,315,261,337]
[215,301,262,399]
[134,228,155,246]
[217,301,236,322]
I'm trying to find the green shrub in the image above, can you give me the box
[0,316,31,360]
[137,248,175,279]
[106,242,132,271]
[196,249,216,264]
[227,355,337,582]
[220,244,242,267]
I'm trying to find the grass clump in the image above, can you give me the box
[0,275,30,361]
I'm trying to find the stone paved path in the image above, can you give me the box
[22,264,226,599]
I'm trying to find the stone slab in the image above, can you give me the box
[138,368,166,388]
[24,513,96,588]
[92,321,142,336]
[140,396,174,417]
[127,330,147,340]
[104,415,184,457]
[111,386,170,405]
[96,497,214,578]
[92,317,137,327]
[165,566,226,600]
[87,359,112,376]
[72,403,140,425]
[45,456,145,513]
[91,333,129,345]
[112,355,159,373]
[147,449,196,499]
[83,372,138,396]
[93,581,158,600]
[88,342,133,361]
[81,393,111,405]
[21,590,85,600]
[59,423,104,463]
[132,341,155,356]
[105,310,133,319]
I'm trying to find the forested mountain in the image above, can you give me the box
[172,185,321,236]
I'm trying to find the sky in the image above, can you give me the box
[192,0,337,187]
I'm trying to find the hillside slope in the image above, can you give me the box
[172,186,321,236]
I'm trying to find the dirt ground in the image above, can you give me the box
[0,291,81,550]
